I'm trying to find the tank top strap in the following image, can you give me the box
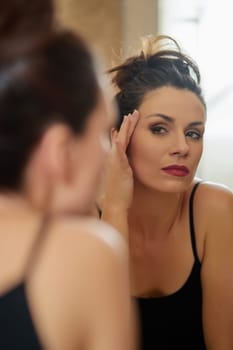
[23,214,50,279]
[189,181,202,263]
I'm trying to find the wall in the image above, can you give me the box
[158,0,233,190]
[122,0,158,55]
[55,0,123,68]
[55,0,159,67]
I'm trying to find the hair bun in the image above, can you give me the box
[109,35,183,90]
[140,34,181,60]
[0,0,54,61]
[111,57,146,90]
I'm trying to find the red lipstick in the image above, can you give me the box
[162,165,190,177]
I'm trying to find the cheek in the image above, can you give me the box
[127,130,145,157]
[127,137,160,178]
[128,132,159,162]
[193,143,203,163]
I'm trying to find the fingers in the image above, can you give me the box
[116,115,131,150]
[112,139,133,175]
[113,110,139,151]
[128,110,139,140]
[110,128,130,166]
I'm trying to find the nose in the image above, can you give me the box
[169,132,189,157]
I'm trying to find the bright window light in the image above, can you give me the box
[158,0,233,189]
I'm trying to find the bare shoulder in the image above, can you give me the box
[193,181,233,243]
[194,181,233,215]
[33,216,129,283]
[50,216,127,259]
[48,216,129,287]
[198,184,233,348]
[29,215,128,297]
[190,181,232,244]
[29,217,130,348]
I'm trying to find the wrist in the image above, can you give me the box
[101,202,129,215]
[101,192,132,210]
[101,202,129,240]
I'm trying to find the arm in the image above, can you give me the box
[201,185,233,349]
[101,111,139,239]
[100,138,131,238]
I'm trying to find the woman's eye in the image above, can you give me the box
[150,125,167,134]
[185,130,202,140]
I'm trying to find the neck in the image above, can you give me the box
[0,191,40,218]
[129,182,186,238]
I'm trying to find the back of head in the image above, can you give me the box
[0,0,54,60]
[0,0,100,191]
[108,35,205,129]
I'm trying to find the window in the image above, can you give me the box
[158,0,233,189]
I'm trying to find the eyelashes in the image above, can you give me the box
[149,124,204,140]
[185,130,203,140]
[150,125,167,134]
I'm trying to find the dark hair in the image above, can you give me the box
[0,0,100,191]
[108,35,205,130]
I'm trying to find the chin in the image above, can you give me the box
[137,175,193,194]
[157,177,193,193]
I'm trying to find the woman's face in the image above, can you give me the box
[127,86,206,193]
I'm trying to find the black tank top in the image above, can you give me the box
[136,182,206,349]
[0,217,49,349]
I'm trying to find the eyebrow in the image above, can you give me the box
[145,113,205,127]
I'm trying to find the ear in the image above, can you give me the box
[37,124,74,182]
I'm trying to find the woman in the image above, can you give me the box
[0,0,134,349]
[101,35,233,349]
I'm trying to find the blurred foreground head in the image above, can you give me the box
[0,0,114,214]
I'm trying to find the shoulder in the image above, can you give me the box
[52,216,127,256]
[193,180,233,216]
[190,181,232,251]
[28,217,130,348]
[42,216,128,275]
[49,216,129,294]
[29,216,128,297]
[30,216,129,318]
[198,184,233,348]
[193,181,233,244]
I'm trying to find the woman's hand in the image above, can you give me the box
[99,110,139,239]
[102,110,139,210]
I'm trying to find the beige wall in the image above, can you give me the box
[55,0,158,67]
[55,0,123,67]
[122,0,158,55]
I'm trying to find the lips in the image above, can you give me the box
[162,165,190,177]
